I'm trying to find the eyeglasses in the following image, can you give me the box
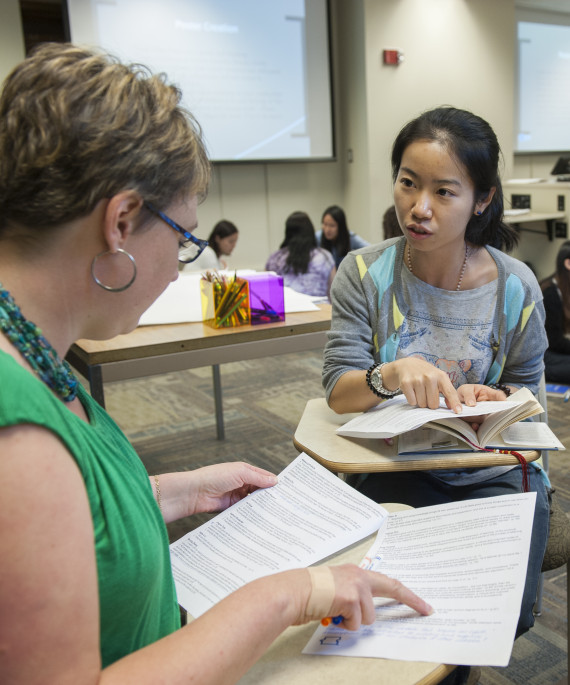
[144,202,209,264]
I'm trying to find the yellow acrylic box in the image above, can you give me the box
[200,275,250,328]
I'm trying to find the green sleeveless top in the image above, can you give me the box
[0,351,180,667]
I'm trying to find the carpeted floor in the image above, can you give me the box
[101,349,568,685]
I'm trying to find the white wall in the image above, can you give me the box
[336,0,516,243]
[198,157,344,271]
[0,0,25,85]
[334,0,369,238]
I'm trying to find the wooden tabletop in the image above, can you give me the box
[294,398,540,473]
[70,303,332,365]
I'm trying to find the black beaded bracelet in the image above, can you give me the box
[487,382,512,397]
[366,364,383,398]
[366,362,401,399]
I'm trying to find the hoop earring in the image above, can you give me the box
[91,248,137,292]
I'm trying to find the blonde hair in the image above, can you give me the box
[0,43,210,235]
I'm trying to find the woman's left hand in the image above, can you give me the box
[188,462,278,513]
[457,383,512,430]
[153,463,278,522]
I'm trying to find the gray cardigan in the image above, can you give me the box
[323,237,547,400]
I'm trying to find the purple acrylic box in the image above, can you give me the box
[245,273,285,325]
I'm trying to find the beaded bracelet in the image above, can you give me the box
[487,382,512,397]
[365,363,401,399]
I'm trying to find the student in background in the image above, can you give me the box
[182,219,239,272]
[266,211,336,297]
[0,43,433,685]
[322,106,549,651]
[541,240,570,383]
[317,205,369,268]
[382,205,403,240]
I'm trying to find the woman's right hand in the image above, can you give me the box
[328,358,461,415]
[383,358,462,414]
[293,564,433,630]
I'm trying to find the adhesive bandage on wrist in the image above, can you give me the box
[154,475,162,513]
[305,566,336,621]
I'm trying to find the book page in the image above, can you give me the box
[422,418,478,447]
[399,421,564,453]
[401,390,544,450]
[432,388,542,447]
[474,388,542,445]
[304,493,536,667]
[397,426,465,455]
[336,395,522,439]
[496,421,565,450]
[170,453,387,617]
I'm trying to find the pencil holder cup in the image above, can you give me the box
[200,275,251,328]
[245,273,285,325]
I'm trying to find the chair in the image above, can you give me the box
[533,377,570,601]
[535,476,570,671]
[532,375,570,666]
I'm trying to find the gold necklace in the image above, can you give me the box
[406,243,470,291]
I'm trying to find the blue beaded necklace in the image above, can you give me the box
[0,284,78,402]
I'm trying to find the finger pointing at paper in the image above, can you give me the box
[300,564,433,631]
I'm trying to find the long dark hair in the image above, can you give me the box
[281,211,317,275]
[542,240,570,310]
[208,219,238,258]
[320,205,351,259]
[391,106,518,252]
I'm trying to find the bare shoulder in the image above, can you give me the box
[1,424,101,684]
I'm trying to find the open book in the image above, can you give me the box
[398,419,564,454]
[169,453,535,667]
[337,387,564,451]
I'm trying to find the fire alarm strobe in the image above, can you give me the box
[383,49,404,65]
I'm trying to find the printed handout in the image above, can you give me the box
[169,453,536,666]
[170,453,387,618]
[303,493,536,666]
